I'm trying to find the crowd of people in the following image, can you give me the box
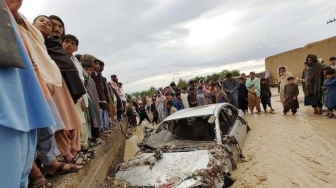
[1,1,336,188]
[130,55,336,123]
[1,1,128,187]
[302,55,336,118]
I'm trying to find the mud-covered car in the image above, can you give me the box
[114,103,249,188]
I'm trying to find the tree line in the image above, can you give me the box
[130,69,241,98]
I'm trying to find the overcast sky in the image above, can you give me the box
[21,0,336,93]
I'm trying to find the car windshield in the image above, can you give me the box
[162,115,216,141]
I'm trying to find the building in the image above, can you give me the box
[265,36,336,82]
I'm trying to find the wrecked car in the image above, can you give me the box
[114,103,249,188]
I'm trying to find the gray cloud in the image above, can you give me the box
[21,0,336,92]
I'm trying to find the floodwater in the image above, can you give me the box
[232,88,336,188]
[124,120,156,162]
[123,88,336,188]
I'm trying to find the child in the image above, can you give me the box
[283,77,299,115]
[324,69,336,118]
[180,87,190,108]
[237,77,248,114]
[322,66,332,108]
[196,86,206,106]
[167,100,177,115]
[82,62,102,143]
[173,92,184,110]
[260,78,275,112]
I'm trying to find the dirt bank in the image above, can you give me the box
[232,88,336,188]
[52,121,128,188]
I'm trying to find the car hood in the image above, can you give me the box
[115,150,213,187]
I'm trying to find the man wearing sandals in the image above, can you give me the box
[0,1,55,187]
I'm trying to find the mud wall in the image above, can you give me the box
[265,36,336,80]
[52,121,127,188]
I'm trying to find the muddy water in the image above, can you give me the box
[122,88,336,188]
[232,88,336,188]
[124,120,156,161]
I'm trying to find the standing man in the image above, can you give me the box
[222,73,239,108]
[110,74,123,121]
[302,62,308,91]
[50,15,65,41]
[138,103,151,125]
[246,72,261,114]
[1,0,55,187]
[304,54,324,115]
[141,92,147,109]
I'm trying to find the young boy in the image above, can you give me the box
[260,78,275,112]
[82,62,102,143]
[324,69,336,118]
[62,34,89,151]
[283,77,299,115]
[173,92,184,111]
[167,100,177,115]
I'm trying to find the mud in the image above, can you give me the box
[113,88,336,188]
[232,88,336,188]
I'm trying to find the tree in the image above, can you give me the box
[177,78,188,89]
[231,69,240,77]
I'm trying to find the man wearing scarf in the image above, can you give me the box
[277,66,292,107]
[49,15,65,41]
[41,15,86,164]
[110,74,123,121]
[304,54,324,114]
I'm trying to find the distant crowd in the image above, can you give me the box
[127,54,336,126]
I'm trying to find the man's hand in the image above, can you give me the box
[293,97,297,100]
[5,0,22,18]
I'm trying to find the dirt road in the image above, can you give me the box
[232,88,336,188]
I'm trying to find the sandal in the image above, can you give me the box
[29,175,52,188]
[67,154,85,165]
[89,141,99,148]
[45,163,81,178]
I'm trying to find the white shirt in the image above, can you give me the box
[181,93,190,108]
[119,88,127,102]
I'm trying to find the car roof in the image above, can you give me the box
[163,103,228,122]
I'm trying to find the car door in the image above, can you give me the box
[224,105,247,149]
